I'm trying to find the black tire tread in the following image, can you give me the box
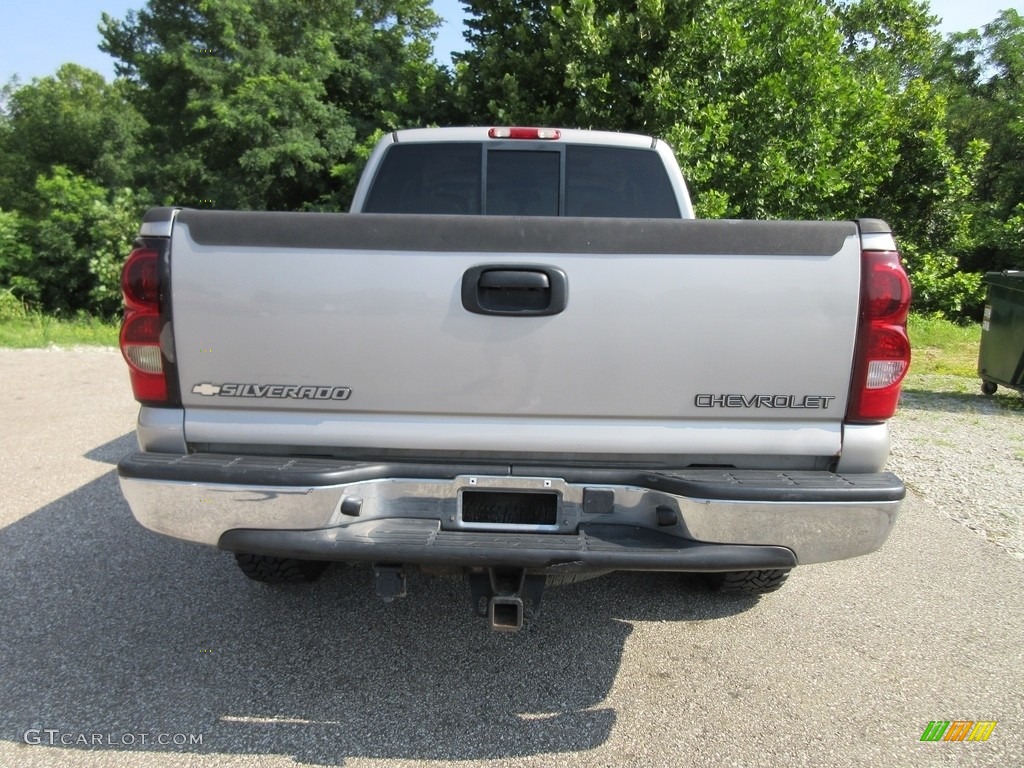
[234,553,328,583]
[708,568,790,595]
[544,570,610,587]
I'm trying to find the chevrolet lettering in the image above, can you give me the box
[694,394,837,409]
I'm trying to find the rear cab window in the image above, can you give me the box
[363,143,681,218]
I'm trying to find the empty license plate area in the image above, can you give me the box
[460,490,560,530]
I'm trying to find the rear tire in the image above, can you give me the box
[981,380,998,396]
[706,569,790,595]
[234,553,329,583]
[544,570,610,587]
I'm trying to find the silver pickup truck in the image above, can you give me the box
[117,127,911,631]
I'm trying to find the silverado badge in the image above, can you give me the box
[191,383,351,400]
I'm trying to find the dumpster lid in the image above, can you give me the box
[984,271,1024,291]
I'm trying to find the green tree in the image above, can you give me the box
[100,0,446,211]
[832,0,939,82]
[457,0,901,220]
[834,0,987,316]
[934,9,1024,274]
[0,64,145,211]
[454,0,571,124]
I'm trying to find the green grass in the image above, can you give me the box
[907,314,981,377]
[0,313,120,348]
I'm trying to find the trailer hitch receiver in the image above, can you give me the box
[469,567,545,632]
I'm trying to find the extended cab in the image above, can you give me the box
[117,127,910,630]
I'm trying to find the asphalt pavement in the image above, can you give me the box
[0,348,1021,767]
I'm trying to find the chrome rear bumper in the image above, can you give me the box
[118,453,904,567]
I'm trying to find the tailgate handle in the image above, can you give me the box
[479,270,550,290]
[462,265,568,316]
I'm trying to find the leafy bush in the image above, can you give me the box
[0,168,146,318]
[87,187,148,315]
[0,208,31,298]
[901,242,985,318]
[0,288,26,320]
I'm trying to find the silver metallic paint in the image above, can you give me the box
[859,232,899,252]
[182,409,843,458]
[136,406,187,453]
[169,230,862,458]
[836,423,892,473]
[138,219,174,238]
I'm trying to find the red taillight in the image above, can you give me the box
[121,248,160,309]
[488,127,561,140]
[120,247,170,405]
[847,249,912,422]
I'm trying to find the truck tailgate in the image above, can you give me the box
[168,211,861,461]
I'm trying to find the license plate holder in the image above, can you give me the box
[460,490,559,530]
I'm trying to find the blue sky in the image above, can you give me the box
[1,0,1019,85]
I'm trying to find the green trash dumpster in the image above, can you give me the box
[979,271,1024,395]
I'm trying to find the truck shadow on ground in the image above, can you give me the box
[1,436,758,766]
[899,387,1023,414]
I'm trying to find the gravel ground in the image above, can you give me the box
[1,350,1022,768]
[889,374,1024,560]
